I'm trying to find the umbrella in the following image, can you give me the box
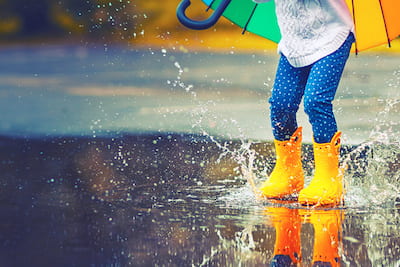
[177,0,400,52]
[176,0,281,43]
[346,0,400,53]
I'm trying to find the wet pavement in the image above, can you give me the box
[1,45,400,266]
[1,133,399,266]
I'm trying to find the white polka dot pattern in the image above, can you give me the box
[270,33,354,143]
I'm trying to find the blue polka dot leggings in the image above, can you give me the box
[270,33,354,143]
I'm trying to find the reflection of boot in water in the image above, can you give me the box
[266,206,301,266]
[308,209,343,267]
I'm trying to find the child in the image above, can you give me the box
[254,0,355,206]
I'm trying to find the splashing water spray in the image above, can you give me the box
[165,50,263,198]
[343,97,400,206]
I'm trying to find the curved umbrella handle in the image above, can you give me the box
[177,0,231,30]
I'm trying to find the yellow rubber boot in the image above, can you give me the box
[309,209,343,267]
[266,206,301,266]
[259,127,304,199]
[298,132,344,207]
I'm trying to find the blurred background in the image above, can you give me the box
[0,0,273,49]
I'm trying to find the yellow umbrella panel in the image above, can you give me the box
[346,0,400,52]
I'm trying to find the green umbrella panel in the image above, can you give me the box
[177,0,282,43]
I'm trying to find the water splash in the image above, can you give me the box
[344,97,400,208]
[165,52,266,203]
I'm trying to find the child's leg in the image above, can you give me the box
[299,33,354,207]
[270,54,310,141]
[261,56,309,199]
[303,33,354,143]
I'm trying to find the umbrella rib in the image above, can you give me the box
[378,0,391,48]
[206,0,216,11]
[242,4,258,34]
[351,0,358,54]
